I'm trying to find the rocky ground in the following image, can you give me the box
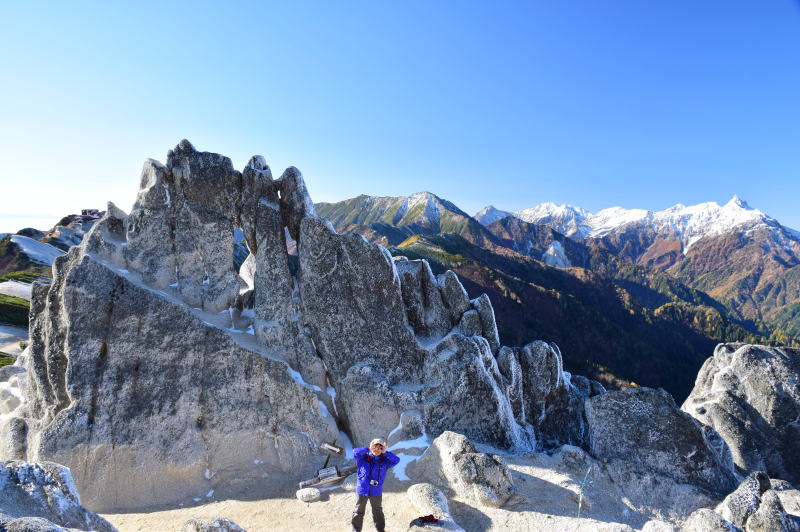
[101,450,642,532]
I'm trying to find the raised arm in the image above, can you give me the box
[353,446,369,465]
[383,450,401,467]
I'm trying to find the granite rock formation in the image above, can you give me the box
[680,471,800,532]
[682,343,800,486]
[680,508,740,532]
[586,387,737,496]
[715,471,772,528]
[182,516,246,532]
[406,431,518,508]
[0,141,592,511]
[0,460,117,532]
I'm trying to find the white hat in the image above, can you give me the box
[370,438,387,447]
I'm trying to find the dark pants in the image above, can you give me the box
[351,493,384,532]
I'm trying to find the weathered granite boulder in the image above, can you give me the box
[243,159,327,397]
[553,441,718,526]
[124,141,243,313]
[642,520,679,532]
[406,431,517,508]
[710,471,800,532]
[681,509,740,532]
[682,343,800,486]
[406,483,464,532]
[275,166,315,242]
[585,387,737,495]
[0,516,72,532]
[771,479,800,519]
[297,213,535,449]
[182,516,246,532]
[295,487,321,503]
[716,471,771,528]
[2,416,27,460]
[470,294,500,354]
[397,409,424,441]
[494,341,603,450]
[532,344,603,448]
[436,270,471,326]
[745,490,800,532]
[342,472,357,492]
[0,461,117,532]
[454,309,483,336]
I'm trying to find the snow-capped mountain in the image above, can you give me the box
[514,195,796,254]
[514,202,592,238]
[593,195,783,252]
[315,191,493,246]
[510,195,800,331]
[473,205,511,226]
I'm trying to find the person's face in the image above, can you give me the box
[370,443,385,455]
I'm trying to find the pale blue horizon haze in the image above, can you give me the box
[1,1,799,233]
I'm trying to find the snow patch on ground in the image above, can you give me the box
[0,324,29,356]
[390,452,420,482]
[390,434,430,451]
[9,235,64,265]
[259,198,279,211]
[386,425,430,481]
[0,280,33,300]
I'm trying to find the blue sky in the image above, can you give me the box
[1,1,799,233]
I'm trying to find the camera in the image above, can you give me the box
[370,480,379,486]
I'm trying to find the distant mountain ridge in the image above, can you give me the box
[486,195,796,252]
[316,191,495,247]
[473,195,800,344]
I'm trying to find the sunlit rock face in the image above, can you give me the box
[682,342,800,486]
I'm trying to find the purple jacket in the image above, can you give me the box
[353,446,400,496]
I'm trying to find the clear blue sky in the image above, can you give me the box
[1,1,799,233]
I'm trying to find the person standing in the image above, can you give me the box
[351,438,400,532]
